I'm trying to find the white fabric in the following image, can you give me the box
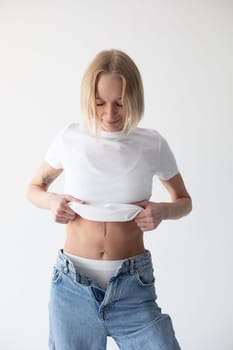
[64,251,124,289]
[44,122,179,222]
[68,202,143,222]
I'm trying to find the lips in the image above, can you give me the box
[105,119,120,124]
[104,119,120,125]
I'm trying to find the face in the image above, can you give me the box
[95,73,126,132]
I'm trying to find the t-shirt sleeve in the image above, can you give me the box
[155,134,179,180]
[44,127,66,169]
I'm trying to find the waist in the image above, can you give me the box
[56,248,153,276]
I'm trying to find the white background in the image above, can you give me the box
[0,1,232,349]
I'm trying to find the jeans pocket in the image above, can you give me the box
[135,266,155,287]
[51,265,63,284]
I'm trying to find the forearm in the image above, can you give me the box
[159,197,192,220]
[26,184,56,210]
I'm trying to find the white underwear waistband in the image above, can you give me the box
[63,251,125,290]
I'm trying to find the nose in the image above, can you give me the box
[104,104,117,119]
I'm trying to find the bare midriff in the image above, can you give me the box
[63,216,146,260]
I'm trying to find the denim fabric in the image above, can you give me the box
[48,249,181,350]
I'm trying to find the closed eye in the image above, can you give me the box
[96,103,123,107]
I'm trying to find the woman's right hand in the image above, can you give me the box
[48,193,85,224]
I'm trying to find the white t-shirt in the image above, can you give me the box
[44,122,179,222]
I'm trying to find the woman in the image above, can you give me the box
[26,49,192,350]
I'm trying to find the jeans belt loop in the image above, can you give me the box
[63,258,69,274]
[129,259,135,275]
[76,270,81,283]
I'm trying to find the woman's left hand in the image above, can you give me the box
[133,200,166,232]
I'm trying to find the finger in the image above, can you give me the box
[55,216,69,224]
[56,208,76,221]
[135,222,151,232]
[136,219,160,231]
[132,200,149,209]
[63,212,77,220]
[135,216,153,225]
[134,211,148,219]
[62,206,78,217]
[60,200,80,215]
[64,195,85,204]
[134,210,151,220]
[135,220,148,228]
[58,211,76,223]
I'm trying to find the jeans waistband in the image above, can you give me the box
[55,248,153,279]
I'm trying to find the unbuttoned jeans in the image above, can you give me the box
[48,249,181,350]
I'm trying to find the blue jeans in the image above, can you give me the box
[48,249,181,350]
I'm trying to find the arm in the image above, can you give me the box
[26,161,63,209]
[158,172,192,220]
[26,161,84,224]
[133,173,192,231]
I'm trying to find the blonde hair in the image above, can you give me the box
[80,49,144,137]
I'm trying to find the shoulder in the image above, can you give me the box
[133,126,165,146]
[135,126,163,138]
[62,121,81,133]
[55,122,83,139]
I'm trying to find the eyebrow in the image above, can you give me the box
[95,96,122,100]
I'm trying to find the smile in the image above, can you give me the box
[104,119,120,125]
